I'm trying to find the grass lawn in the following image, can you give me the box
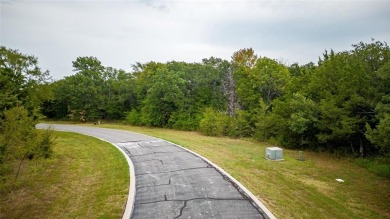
[0,131,129,219]
[72,122,389,219]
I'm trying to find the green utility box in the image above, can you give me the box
[265,147,283,161]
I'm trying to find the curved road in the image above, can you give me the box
[37,124,275,219]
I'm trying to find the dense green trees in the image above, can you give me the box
[0,47,54,186]
[231,49,291,137]
[0,46,52,119]
[128,59,228,130]
[256,40,390,156]
[39,39,389,157]
[44,57,136,121]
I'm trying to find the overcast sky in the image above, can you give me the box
[1,0,389,79]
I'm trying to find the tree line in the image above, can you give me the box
[2,39,389,159]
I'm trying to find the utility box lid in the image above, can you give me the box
[265,147,283,161]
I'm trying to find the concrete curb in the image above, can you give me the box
[91,138,136,219]
[167,141,277,219]
[68,136,136,219]
[114,125,277,218]
[36,125,135,219]
[107,141,135,219]
[38,124,276,219]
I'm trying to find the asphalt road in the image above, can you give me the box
[37,124,274,219]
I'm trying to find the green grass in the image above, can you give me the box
[70,122,389,219]
[355,158,390,178]
[0,131,129,219]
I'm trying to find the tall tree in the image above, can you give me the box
[44,56,135,121]
[141,66,185,127]
[0,46,52,119]
[233,51,290,135]
[0,47,54,185]
[257,40,390,155]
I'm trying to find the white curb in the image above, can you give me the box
[39,124,276,219]
[36,125,135,219]
[167,141,277,219]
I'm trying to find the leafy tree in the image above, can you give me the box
[45,57,135,121]
[130,59,228,130]
[172,59,228,130]
[311,41,389,155]
[256,40,390,156]
[141,66,185,127]
[0,107,55,181]
[287,62,316,94]
[0,47,55,186]
[0,46,52,119]
[101,67,136,120]
[366,113,390,154]
[233,52,290,136]
[231,48,257,69]
[252,57,290,105]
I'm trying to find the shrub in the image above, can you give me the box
[125,109,142,126]
[0,106,55,185]
[227,110,253,137]
[168,112,201,131]
[35,128,55,159]
[199,108,230,136]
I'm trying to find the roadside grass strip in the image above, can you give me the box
[0,131,129,219]
[89,123,390,219]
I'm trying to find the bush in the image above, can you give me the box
[168,112,201,131]
[199,108,230,136]
[227,110,253,137]
[35,128,55,159]
[366,114,390,155]
[199,108,256,138]
[0,106,55,185]
[125,109,142,126]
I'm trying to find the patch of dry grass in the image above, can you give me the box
[0,131,129,219]
[84,123,390,219]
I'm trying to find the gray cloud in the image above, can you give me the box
[1,0,389,79]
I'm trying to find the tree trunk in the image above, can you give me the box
[223,67,238,117]
[15,157,25,181]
